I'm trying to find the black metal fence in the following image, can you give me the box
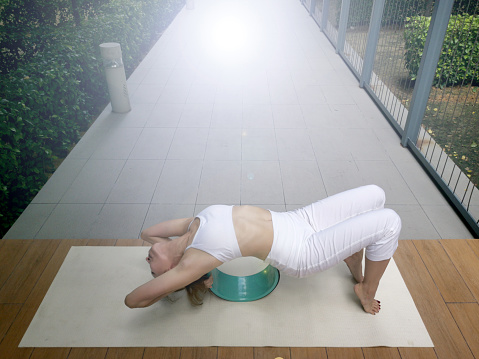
[302,0,479,237]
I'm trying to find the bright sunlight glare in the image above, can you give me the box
[199,10,258,66]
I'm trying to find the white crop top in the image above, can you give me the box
[185,205,242,263]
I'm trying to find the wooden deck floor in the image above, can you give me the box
[1,239,478,359]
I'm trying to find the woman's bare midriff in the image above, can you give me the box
[232,205,274,260]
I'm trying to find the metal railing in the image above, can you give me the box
[303,0,479,237]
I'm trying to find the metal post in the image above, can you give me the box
[310,0,317,16]
[359,0,385,88]
[401,0,454,147]
[321,0,330,32]
[336,0,350,54]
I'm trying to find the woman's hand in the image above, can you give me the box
[203,275,214,289]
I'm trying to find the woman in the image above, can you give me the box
[125,185,401,315]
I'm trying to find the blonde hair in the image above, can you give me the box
[184,273,210,306]
[169,273,210,306]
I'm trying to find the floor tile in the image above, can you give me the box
[157,85,190,104]
[321,85,356,105]
[89,204,149,239]
[389,204,441,240]
[317,160,362,196]
[310,128,353,161]
[3,204,56,239]
[355,160,418,205]
[107,160,164,203]
[35,204,103,239]
[394,160,450,206]
[422,205,474,239]
[197,161,241,204]
[143,204,196,231]
[272,104,306,128]
[141,68,172,87]
[276,129,316,161]
[280,161,326,204]
[178,103,213,127]
[166,67,196,87]
[329,104,370,128]
[242,104,274,128]
[301,104,334,128]
[130,84,164,104]
[32,159,86,204]
[90,127,142,160]
[152,160,203,204]
[60,160,125,204]
[205,129,242,160]
[167,128,209,160]
[211,103,243,128]
[67,126,111,159]
[241,128,278,161]
[269,80,299,105]
[93,103,155,128]
[146,103,184,128]
[243,83,270,104]
[295,84,327,105]
[129,128,175,160]
[344,128,390,161]
[241,161,284,204]
[186,84,217,104]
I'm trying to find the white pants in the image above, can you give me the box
[266,185,401,278]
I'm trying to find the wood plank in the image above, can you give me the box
[143,347,181,359]
[115,239,144,246]
[290,347,327,359]
[467,239,479,257]
[448,303,479,358]
[0,240,59,304]
[326,348,363,359]
[254,347,290,359]
[362,347,400,359]
[0,240,86,359]
[180,347,218,359]
[68,348,107,359]
[218,347,254,359]
[105,347,144,359]
[398,348,438,359]
[87,239,117,246]
[413,240,475,302]
[0,240,32,289]
[394,240,474,359]
[0,304,22,340]
[441,239,479,302]
[24,239,89,308]
[30,348,71,359]
[0,305,35,359]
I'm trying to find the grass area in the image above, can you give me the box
[346,26,479,186]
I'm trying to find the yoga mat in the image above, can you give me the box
[20,246,433,348]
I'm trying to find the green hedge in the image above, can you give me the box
[404,14,479,87]
[342,0,431,28]
[0,0,185,237]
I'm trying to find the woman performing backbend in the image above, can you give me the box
[125,185,401,315]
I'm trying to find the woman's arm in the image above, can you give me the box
[125,249,221,308]
[141,217,194,244]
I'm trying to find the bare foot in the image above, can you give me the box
[354,283,381,315]
[344,249,364,283]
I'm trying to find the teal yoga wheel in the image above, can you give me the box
[210,257,280,302]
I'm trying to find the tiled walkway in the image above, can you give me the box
[4,0,473,240]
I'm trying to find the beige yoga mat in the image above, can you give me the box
[20,246,433,348]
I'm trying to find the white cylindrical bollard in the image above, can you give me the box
[99,43,131,113]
